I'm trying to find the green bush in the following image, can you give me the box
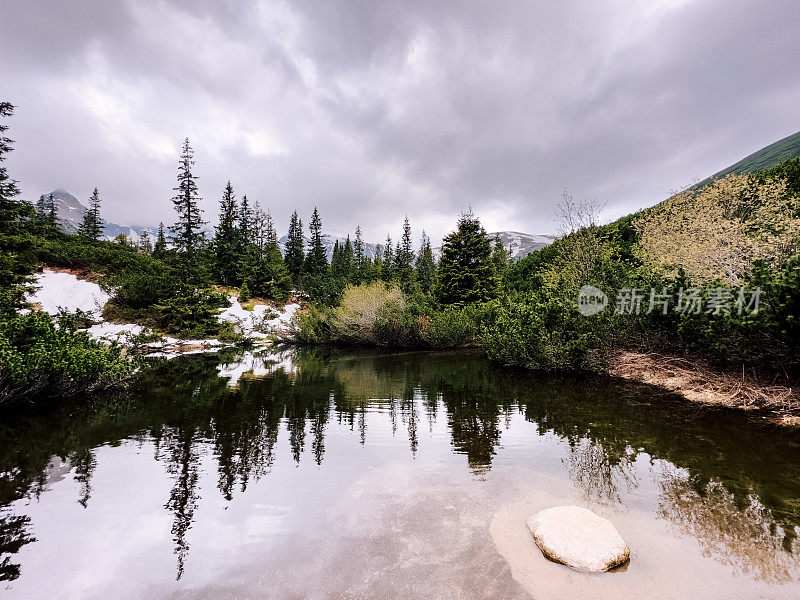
[238,282,251,303]
[481,294,606,371]
[288,283,484,349]
[0,311,139,405]
[105,264,178,309]
[155,288,230,338]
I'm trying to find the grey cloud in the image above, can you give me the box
[1,0,799,244]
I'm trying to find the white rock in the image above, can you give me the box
[527,506,630,572]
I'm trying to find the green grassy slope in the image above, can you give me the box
[697,129,800,187]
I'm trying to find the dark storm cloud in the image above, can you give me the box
[2,0,799,243]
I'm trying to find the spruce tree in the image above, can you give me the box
[264,210,277,247]
[0,102,23,233]
[285,210,305,283]
[140,230,153,254]
[331,237,354,280]
[416,230,437,295]
[342,236,354,281]
[214,181,239,285]
[395,216,415,290]
[303,207,328,278]
[37,193,58,231]
[353,225,365,283]
[491,234,510,279]
[170,138,206,276]
[79,187,103,241]
[435,210,499,304]
[238,194,254,244]
[382,234,394,282]
[253,200,268,253]
[154,222,167,259]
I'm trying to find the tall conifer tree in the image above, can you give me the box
[0,102,22,233]
[170,138,206,276]
[395,216,415,290]
[154,222,167,258]
[78,187,103,241]
[416,230,437,294]
[435,210,499,304]
[214,181,239,285]
[303,207,328,277]
[382,234,394,282]
[285,210,305,282]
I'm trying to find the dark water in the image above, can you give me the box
[1,348,799,599]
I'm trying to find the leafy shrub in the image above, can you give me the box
[155,288,230,338]
[0,311,139,405]
[105,264,178,309]
[481,294,606,371]
[422,304,483,348]
[238,282,251,303]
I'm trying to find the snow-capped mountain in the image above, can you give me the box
[433,231,556,260]
[486,231,556,259]
[36,189,154,240]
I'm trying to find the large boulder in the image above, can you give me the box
[527,506,630,572]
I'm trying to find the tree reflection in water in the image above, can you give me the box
[655,462,800,582]
[0,347,798,582]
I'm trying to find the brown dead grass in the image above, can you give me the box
[609,351,799,421]
[40,265,104,282]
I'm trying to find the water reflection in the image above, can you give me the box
[0,347,799,586]
[656,462,800,583]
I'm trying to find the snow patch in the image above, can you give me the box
[218,296,300,337]
[26,270,110,317]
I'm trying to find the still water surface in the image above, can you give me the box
[1,348,799,599]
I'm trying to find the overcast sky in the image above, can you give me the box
[2,0,799,243]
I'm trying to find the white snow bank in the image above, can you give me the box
[218,297,300,337]
[24,271,300,356]
[86,322,144,344]
[26,270,110,317]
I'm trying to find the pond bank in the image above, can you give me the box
[608,350,800,426]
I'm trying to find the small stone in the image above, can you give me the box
[527,505,630,572]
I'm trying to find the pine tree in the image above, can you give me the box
[285,210,305,283]
[170,138,206,276]
[331,237,354,280]
[382,234,394,282]
[303,207,328,278]
[395,216,415,290]
[491,234,510,280]
[37,193,58,231]
[214,181,239,285]
[241,221,292,301]
[238,194,254,244]
[436,210,499,304]
[353,225,365,283]
[252,200,269,253]
[264,210,277,247]
[154,222,167,259]
[0,102,23,233]
[416,230,437,295]
[140,230,153,254]
[78,187,103,241]
[342,236,354,280]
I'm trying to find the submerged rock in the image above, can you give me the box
[527,506,630,572]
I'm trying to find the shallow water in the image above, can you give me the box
[1,348,799,599]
